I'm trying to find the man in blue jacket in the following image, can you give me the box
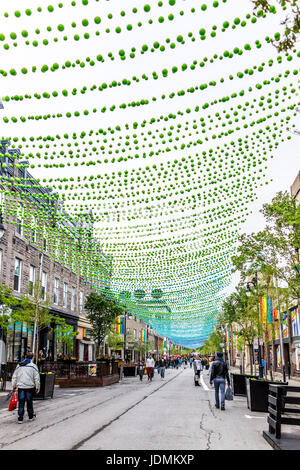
[209,352,230,410]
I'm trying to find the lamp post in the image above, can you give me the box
[0,216,6,390]
[273,274,286,382]
[123,310,127,364]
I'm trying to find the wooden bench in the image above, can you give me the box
[267,385,300,439]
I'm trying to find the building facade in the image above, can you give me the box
[0,140,112,363]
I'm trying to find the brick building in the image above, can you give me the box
[0,140,112,363]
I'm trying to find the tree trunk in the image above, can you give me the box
[248,344,253,375]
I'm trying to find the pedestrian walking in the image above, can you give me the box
[11,351,40,424]
[209,352,230,410]
[193,354,202,386]
[189,358,193,368]
[208,355,215,375]
[159,358,166,379]
[175,357,179,369]
[137,360,144,381]
[146,354,155,382]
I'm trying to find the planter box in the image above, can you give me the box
[246,378,288,412]
[33,373,56,400]
[56,374,119,388]
[123,365,137,377]
[230,373,259,396]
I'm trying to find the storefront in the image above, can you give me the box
[76,316,95,361]
[291,307,300,376]
[6,322,34,362]
[5,307,79,362]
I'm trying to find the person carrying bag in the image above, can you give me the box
[11,351,40,424]
[8,391,18,411]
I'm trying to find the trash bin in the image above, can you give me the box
[33,372,56,400]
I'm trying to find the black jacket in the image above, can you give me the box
[210,358,230,384]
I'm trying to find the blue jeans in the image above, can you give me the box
[18,388,35,420]
[214,378,225,408]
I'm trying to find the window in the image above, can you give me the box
[43,225,47,251]
[14,258,22,292]
[16,204,24,236]
[29,265,36,295]
[54,278,59,305]
[63,282,68,308]
[71,287,76,311]
[79,292,83,313]
[41,271,47,300]
[55,245,60,261]
[0,190,4,218]
[31,216,37,243]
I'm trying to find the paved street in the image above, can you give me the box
[0,368,270,450]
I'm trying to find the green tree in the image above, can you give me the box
[107,329,124,355]
[0,282,25,333]
[253,0,300,51]
[200,329,223,355]
[85,291,125,356]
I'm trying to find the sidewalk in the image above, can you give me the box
[230,367,300,386]
[230,366,300,450]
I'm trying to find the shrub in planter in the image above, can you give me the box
[245,378,288,412]
[230,373,259,396]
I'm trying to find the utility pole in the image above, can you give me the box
[123,311,127,364]
[274,274,286,382]
[32,252,44,360]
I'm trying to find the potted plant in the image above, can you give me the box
[245,377,288,412]
[230,372,259,396]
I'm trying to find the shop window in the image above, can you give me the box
[296,346,300,372]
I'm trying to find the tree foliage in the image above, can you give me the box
[253,0,300,51]
[85,291,125,353]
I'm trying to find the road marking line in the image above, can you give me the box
[200,374,210,391]
[245,414,266,419]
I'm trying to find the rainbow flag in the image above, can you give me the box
[116,316,124,334]
[267,297,273,324]
[225,330,231,344]
[141,328,147,342]
[260,297,267,324]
